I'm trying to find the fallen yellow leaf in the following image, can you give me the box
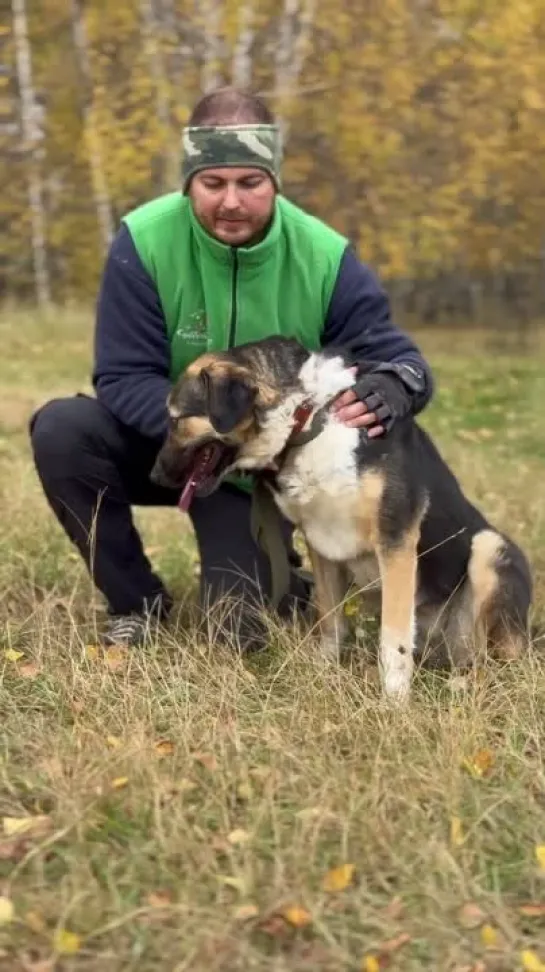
[480,923,501,949]
[85,644,99,660]
[227,828,250,846]
[154,740,175,757]
[521,950,545,971]
[236,782,254,801]
[361,934,411,970]
[106,735,122,749]
[233,903,259,921]
[450,816,465,847]
[322,863,356,892]
[104,646,126,670]
[111,776,129,790]
[343,599,359,617]
[0,896,14,926]
[536,845,545,871]
[217,875,247,894]
[4,648,24,662]
[53,928,81,955]
[282,905,312,927]
[463,749,494,779]
[3,814,52,837]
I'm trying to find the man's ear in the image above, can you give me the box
[202,370,258,434]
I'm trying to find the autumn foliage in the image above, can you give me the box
[2,0,545,317]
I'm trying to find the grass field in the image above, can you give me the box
[1,306,545,971]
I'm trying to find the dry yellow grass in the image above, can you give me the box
[1,306,544,971]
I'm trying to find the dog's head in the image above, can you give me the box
[150,338,308,505]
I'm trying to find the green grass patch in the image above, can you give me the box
[0,306,544,970]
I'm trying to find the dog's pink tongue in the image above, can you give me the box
[177,446,214,512]
[178,476,198,512]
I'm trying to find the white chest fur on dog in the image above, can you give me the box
[275,420,366,561]
[238,351,380,562]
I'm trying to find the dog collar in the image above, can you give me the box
[288,397,336,449]
[290,399,314,440]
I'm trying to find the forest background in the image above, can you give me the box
[2,0,545,328]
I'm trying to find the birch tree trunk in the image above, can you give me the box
[140,0,177,190]
[12,0,51,305]
[0,30,18,142]
[273,0,317,141]
[231,0,254,89]
[200,0,222,92]
[70,0,114,252]
[156,0,195,187]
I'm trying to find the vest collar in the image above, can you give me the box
[188,196,282,267]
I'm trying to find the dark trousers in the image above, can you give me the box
[29,394,307,645]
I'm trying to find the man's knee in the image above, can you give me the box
[30,395,107,476]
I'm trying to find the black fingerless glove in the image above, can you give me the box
[353,362,427,436]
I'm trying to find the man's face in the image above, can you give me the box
[189,167,276,246]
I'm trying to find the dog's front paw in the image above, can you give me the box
[380,644,414,703]
[382,668,412,703]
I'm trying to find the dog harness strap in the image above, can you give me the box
[250,478,292,610]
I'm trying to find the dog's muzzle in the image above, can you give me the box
[151,440,238,510]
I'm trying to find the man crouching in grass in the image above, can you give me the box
[29,84,434,651]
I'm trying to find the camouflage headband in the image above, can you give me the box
[181,124,283,191]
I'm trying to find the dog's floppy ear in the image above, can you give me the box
[202,368,258,434]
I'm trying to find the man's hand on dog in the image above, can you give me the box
[332,367,412,438]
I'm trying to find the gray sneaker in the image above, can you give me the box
[103,614,154,648]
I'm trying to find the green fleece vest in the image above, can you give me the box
[122,191,348,379]
[123,192,348,494]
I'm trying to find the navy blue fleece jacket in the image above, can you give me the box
[93,224,433,442]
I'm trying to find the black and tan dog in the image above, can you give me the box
[151,336,532,701]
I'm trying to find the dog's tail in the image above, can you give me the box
[467,528,533,659]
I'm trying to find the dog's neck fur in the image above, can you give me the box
[236,352,356,471]
[298,352,356,408]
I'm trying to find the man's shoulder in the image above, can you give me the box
[123,191,190,234]
[277,195,348,251]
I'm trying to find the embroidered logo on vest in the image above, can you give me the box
[175,309,207,344]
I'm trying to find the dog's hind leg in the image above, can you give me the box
[307,545,350,663]
[467,528,532,662]
[377,523,420,702]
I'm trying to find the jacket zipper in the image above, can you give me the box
[228,247,238,347]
